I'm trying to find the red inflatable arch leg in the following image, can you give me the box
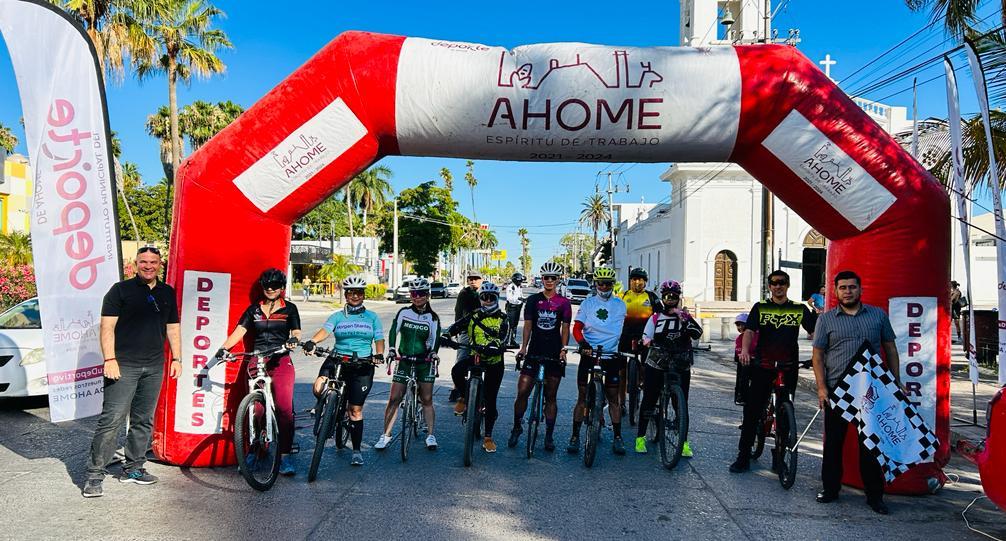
[155,32,950,495]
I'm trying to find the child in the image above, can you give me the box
[733,313,757,405]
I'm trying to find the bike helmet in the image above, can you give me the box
[409,277,431,292]
[593,266,616,283]
[258,268,286,287]
[659,279,682,296]
[511,272,525,283]
[342,275,367,289]
[629,267,648,280]
[478,281,501,297]
[539,261,564,277]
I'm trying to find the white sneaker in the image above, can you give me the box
[374,434,392,450]
[425,434,438,450]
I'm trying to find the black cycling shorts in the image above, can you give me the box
[576,355,625,386]
[519,356,565,379]
[318,361,375,406]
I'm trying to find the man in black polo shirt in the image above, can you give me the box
[83,247,181,498]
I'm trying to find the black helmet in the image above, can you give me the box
[629,267,648,280]
[259,268,286,286]
[511,272,525,283]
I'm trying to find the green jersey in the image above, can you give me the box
[388,305,441,356]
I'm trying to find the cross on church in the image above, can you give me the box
[819,54,837,79]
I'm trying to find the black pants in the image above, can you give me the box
[637,363,690,437]
[452,359,506,437]
[87,363,164,479]
[734,354,750,401]
[505,303,522,342]
[822,403,885,501]
[737,365,797,454]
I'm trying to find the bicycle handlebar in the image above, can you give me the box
[310,346,379,366]
[221,342,296,362]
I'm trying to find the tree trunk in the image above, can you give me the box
[165,57,181,247]
[346,189,355,263]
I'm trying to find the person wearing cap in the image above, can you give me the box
[733,313,757,405]
[449,269,483,403]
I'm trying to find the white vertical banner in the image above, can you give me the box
[945,56,979,385]
[965,40,1006,386]
[0,0,122,421]
[175,271,230,434]
[890,297,939,431]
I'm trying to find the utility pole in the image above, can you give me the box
[600,171,629,274]
[393,198,399,287]
[761,187,774,298]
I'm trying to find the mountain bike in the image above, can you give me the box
[626,340,643,426]
[307,347,373,482]
[387,353,437,462]
[582,346,617,468]
[442,336,502,467]
[515,353,562,459]
[646,343,690,470]
[220,343,296,492]
[749,359,818,489]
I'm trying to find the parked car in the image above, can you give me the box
[430,282,447,298]
[0,297,46,397]
[563,278,592,304]
[445,282,463,297]
[394,280,413,303]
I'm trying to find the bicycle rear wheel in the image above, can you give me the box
[234,391,281,491]
[658,383,688,470]
[627,359,640,426]
[584,379,604,468]
[308,390,340,483]
[526,381,542,459]
[777,401,798,489]
[401,383,416,463]
[463,378,482,467]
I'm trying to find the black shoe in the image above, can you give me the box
[544,435,555,452]
[81,478,103,498]
[729,457,750,473]
[507,426,523,448]
[612,436,626,455]
[816,491,839,503]
[566,435,580,454]
[448,388,460,403]
[868,499,889,515]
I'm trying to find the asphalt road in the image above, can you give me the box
[0,297,1001,540]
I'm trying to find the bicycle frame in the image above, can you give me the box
[222,345,291,446]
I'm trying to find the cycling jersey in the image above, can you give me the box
[574,294,627,353]
[523,291,572,357]
[449,308,509,364]
[643,311,703,370]
[322,306,383,357]
[744,299,816,369]
[619,290,661,352]
[388,305,441,356]
[236,299,301,352]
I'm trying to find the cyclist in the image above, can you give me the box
[730,270,817,473]
[505,272,525,347]
[302,275,385,467]
[568,266,628,455]
[375,278,441,451]
[446,281,509,453]
[214,268,301,475]
[509,262,572,452]
[634,280,702,455]
[449,269,483,403]
[619,267,662,415]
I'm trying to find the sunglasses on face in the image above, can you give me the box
[769,280,789,286]
[410,291,429,298]
[263,281,285,290]
[663,294,680,301]
[595,281,614,288]
[346,289,365,296]
[542,276,559,281]
[479,293,498,302]
[137,246,161,256]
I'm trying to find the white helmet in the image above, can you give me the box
[409,277,431,292]
[342,275,367,289]
[478,281,501,297]
[539,261,564,277]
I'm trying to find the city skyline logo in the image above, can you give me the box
[496,49,664,90]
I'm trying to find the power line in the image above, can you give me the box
[839,16,942,86]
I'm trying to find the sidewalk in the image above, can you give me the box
[698,324,1002,447]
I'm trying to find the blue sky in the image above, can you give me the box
[0,0,999,266]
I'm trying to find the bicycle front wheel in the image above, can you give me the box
[463,378,482,467]
[309,390,340,483]
[750,402,771,460]
[658,383,688,470]
[777,401,798,489]
[401,383,416,463]
[584,379,604,468]
[526,381,543,459]
[627,359,640,426]
[335,399,351,450]
[234,391,281,491]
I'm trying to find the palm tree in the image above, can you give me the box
[464,160,478,221]
[904,0,996,40]
[49,0,151,81]
[440,167,453,192]
[579,193,609,248]
[916,111,1006,192]
[351,165,393,227]
[180,99,244,150]
[145,105,174,181]
[319,254,361,303]
[133,0,232,187]
[518,227,531,277]
[0,121,17,153]
[0,231,32,265]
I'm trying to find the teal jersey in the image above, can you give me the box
[388,305,441,356]
[322,307,384,357]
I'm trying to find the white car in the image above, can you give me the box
[0,298,46,397]
[445,282,463,297]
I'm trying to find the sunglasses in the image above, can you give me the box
[410,290,429,298]
[263,281,285,290]
[479,293,498,301]
[346,289,365,296]
[146,293,161,313]
[595,281,614,288]
[137,246,161,256]
[768,280,789,286]
[542,276,559,281]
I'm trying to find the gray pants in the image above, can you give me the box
[87,363,164,479]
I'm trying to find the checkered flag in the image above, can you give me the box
[829,342,940,483]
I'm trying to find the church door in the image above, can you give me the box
[714,250,737,301]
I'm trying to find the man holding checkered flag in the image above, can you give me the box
[810,270,903,515]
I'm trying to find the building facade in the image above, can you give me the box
[1,154,32,235]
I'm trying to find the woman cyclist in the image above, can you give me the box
[375,278,442,451]
[635,280,702,456]
[447,281,509,453]
[215,268,301,475]
[302,275,385,466]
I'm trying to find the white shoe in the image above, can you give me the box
[425,434,438,450]
[374,434,392,450]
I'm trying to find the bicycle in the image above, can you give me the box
[626,340,643,427]
[307,347,374,482]
[220,343,296,492]
[387,353,437,462]
[581,345,618,468]
[645,343,691,470]
[441,335,502,467]
[515,353,563,459]
[748,359,818,489]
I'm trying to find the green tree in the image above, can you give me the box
[49,0,151,81]
[579,193,609,250]
[117,182,170,241]
[319,254,361,302]
[904,0,992,40]
[0,231,32,265]
[379,181,456,277]
[440,167,454,192]
[464,160,478,221]
[295,195,350,240]
[351,165,393,228]
[0,121,17,153]
[179,99,243,150]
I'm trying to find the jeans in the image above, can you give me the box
[87,363,164,479]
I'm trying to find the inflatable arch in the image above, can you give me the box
[154,32,950,494]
